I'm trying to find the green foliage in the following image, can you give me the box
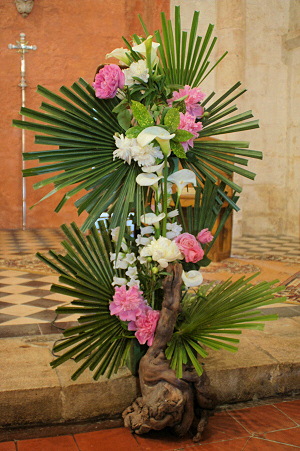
[163,107,180,132]
[131,101,154,127]
[166,275,285,378]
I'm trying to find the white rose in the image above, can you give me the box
[182,270,203,288]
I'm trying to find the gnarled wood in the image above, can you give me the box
[123,263,217,441]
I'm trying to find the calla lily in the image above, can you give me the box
[182,270,203,288]
[136,173,163,187]
[142,161,165,175]
[132,36,160,66]
[137,126,175,156]
[140,212,166,227]
[106,47,130,66]
[168,169,197,196]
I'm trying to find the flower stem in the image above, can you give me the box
[162,154,168,236]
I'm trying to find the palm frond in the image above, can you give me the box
[166,275,285,377]
[36,221,135,380]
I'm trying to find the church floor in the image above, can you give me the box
[1,398,300,450]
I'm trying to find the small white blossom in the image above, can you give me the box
[127,278,140,288]
[114,256,128,270]
[126,266,138,278]
[121,242,128,252]
[137,255,148,265]
[167,209,179,218]
[124,252,136,265]
[111,227,120,242]
[136,234,152,246]
[166,222,182,239]
[112,277,128,286]
[140,226,155,236]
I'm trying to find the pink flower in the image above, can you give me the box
[93,64,125,99]
[167,85,206,117]
[197,228,214,244]
[178,112,203,152]
[129,308,160,346]
[110,285,145,322]
[175,232,204,263]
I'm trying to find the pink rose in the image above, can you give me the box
[129,308,160,347]
[197,228,214,244]
[109,285,145,322]
[175,232,204,263]
[93,64,125,99]
[178,112,203,152]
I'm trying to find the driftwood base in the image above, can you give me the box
[122,263,217,442]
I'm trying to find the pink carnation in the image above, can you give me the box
[167,85,206,117]
[110,285,145,322]
[197,228,214,244]
[175,232,204,263]
[93,64,125,99]
[178,112,203,152]
[129,308,160,347]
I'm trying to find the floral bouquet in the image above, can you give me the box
[13,7,284,441]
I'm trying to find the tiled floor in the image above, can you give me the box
[231,234,300,258]
[1,399,300,450]
[0,229,65,257]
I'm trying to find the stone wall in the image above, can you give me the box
[171,0,300,238]
[0,0,169,229]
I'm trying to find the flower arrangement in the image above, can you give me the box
[13,7,284,441]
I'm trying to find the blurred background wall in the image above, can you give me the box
[172,0,300,239]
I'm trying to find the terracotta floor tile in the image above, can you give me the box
[265,427,300,447]
[243,437,300,450]
[17,435,78,451]
[274,400,300,424]
[229,405,297,434]
[197,437,250,450]
[74,428,142,451]
[198,411,249,444]
[134,428,194,451]
[0,442,16,451]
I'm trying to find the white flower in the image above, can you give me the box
[167,209,179,218]
[106,47,130,65]
[111,227,120,242]
[137,126,175,156]
[140,212,165,226]
[166,222,182,239]
[121,241,128,252]
[123,60,149,87]
[140,226,155,236]
[126,266,138,278]
[182,270,203,288]
[131,142,163,167]
[136,234,152,246]
[137,255,148,265]
[124,252,136,265]
[140,236,183,268]
[132,35,160,66]
[112,277,128,286]
[142,161,165,175]
[110,252,117,262]
[136,173,163,187]
[168,169,197,196]
[114,258,128,270]
[113,134,139,165]
[127,278,140,288]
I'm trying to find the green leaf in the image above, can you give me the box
[163,107,180,132]
[174,129,194,142]
[117,109,132,131]
[131,101,154,127]
[126,125,144,138]
[171,141,186,158]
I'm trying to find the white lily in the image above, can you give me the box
[132,35,160,66]
[140,212,165,227]
[136,173,163,187]
[168,169,197,196]
[142,161,165,175]
[182,270,203,288]
[106,47,130,65]
[137,126,175,156]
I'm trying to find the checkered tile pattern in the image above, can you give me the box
[232,235,300,258]
[0,229,65,257]
[0,270,78,338]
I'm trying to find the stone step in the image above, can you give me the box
[1,316,299,428]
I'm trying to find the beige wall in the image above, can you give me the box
[171,0,300,238]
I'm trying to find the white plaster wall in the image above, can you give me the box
[170,0,300,238]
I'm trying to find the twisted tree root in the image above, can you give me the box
[122,263,217,441]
